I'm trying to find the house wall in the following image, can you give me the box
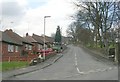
[2,42,39,62]
[2,42,22,61]
[0,36,1,55]
[0,42,2,62]
[22,43,33,55]
[2,42,21,56]
[32,43,37,52]
[32,43,43,54]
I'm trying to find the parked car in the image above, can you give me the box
[41,48,53,53]
[108,48,115,61]
[52,42,62,53]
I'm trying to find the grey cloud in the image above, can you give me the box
[1,1,25,16]
[0,1,27,29]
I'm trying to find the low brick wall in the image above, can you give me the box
[45,51,56,60]
[2,55,39,62]
[2,51,56,62]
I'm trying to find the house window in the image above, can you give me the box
[38,44,42,50]
[8,45,14,52]
[28,45,32,50]
[25,44,28,50]
[15,46,18,52]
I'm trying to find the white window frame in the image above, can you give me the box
[28,45,32,50]
[25,44,28,50]
[38,44,42,50]
[15,46,18,52]
[8,45,14,52]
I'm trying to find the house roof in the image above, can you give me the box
[32,34,44,44]
[24,35,37,43]
[4,29,32,45]
[0,31,2,42]
[0,31,21,45]
[44,35,54,43]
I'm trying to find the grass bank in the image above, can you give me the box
[0,61,29,71]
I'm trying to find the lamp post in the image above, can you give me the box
[43,16,51,60]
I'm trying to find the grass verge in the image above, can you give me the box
[0,61,29,71]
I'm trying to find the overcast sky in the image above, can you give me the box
[0,0,77,37]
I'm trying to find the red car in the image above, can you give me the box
[41,48,53,53]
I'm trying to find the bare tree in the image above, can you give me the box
[67,1,119,55]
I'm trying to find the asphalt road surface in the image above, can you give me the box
[9,45,118,80]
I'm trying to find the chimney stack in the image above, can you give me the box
[26,33,29,36]
[9,29,13,31]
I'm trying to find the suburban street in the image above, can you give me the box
[8,45,118,80]
[1,0,119,81]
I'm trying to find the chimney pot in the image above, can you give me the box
[26,33,29,36]
[9,29,13,31]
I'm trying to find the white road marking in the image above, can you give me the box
[32,66,36,67]
[75,61,77,66]
[49,66,117,80]
[22,68,27,70]
[96,69,102,72]
[77,67,80,73]
[108,67,112,70]
[75,53,78,66]
[75,53,84,74]
[87,70,95,73]
[85,67,117,74]
[74,53,117,75]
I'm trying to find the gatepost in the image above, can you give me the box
[115,42,118,63]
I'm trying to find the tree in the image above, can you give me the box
[66,22,77,42]
[54,26,62,43]
[66,1,119,56]
[75,2,117,47]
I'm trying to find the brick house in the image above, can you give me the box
[1,29,36,62]
[24,33,44,54]
[4,29,34,56]
[32,34,55,59]
[33,34,54,48]
[44,35,54,48]
[32,34,48,48]
[0,31,22,61]
[0,31,2,61]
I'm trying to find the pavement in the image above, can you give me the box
[2,53,63,80]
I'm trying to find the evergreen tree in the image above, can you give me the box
[54,26,62,43]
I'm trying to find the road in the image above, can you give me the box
[9,45,118,80]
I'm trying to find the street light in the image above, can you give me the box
[43,16,51,60]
